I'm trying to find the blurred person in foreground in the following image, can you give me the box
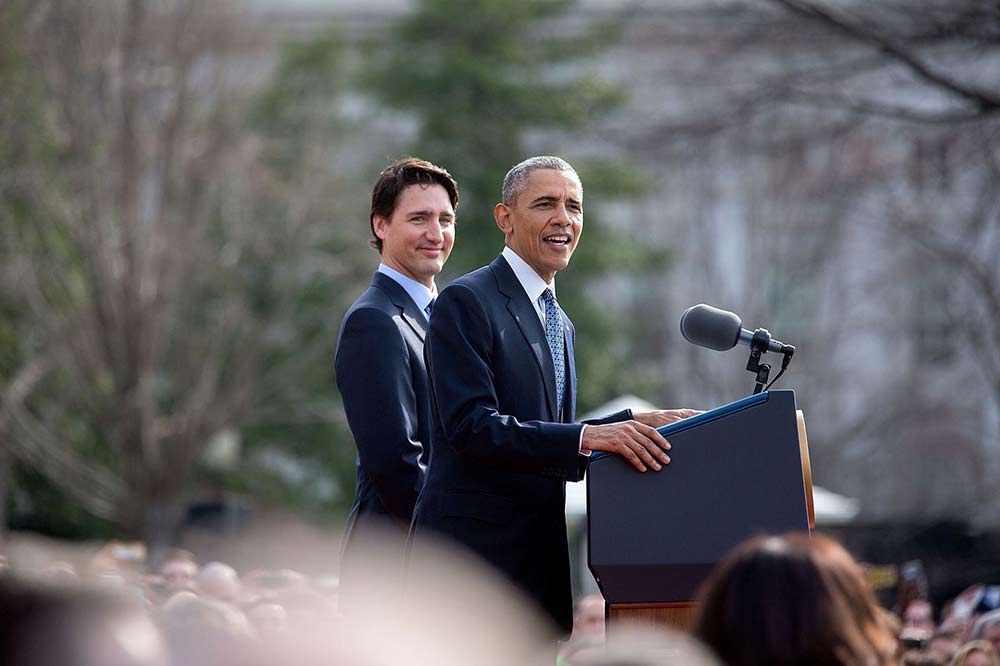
[159,549,198,594]
[901,651,948,666]
[693,533,897,666]
[572,593,607,640]
[160,590,256,666]
[950,641,1000,666]
[0,575,168,666]
[410,156,697,635]
[559,593,609,665]
[929,628,964,662]
[973,611,1000,656]
[196,560,242,603]
[906,599,938,633]
[335,157,459,613]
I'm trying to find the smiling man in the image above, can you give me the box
[335,157,458,614]
[410,156,696,635]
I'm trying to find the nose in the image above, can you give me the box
[552,204,572,225]
[425,218,445,242]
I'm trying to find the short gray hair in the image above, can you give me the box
[501,156,579,207]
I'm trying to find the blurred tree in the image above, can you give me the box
[362,0,665,409]
[0,0,354,557]
[602,0,999,522]
[0,0,60,544]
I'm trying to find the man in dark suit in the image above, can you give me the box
[410,156,697,634]
[335,157,458,612]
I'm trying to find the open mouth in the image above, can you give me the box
[544,234,572,246]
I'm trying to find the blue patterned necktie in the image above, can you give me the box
[425,298,435,321]
[542,288,565,419]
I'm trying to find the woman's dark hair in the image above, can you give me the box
[693,533,897,666]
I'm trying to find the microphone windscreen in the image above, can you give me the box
[680,304,742,351]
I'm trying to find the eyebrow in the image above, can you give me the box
[529,195,582,207]
[406,208,453,217]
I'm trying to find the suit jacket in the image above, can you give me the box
[410,255,630,633]
[335,271,431,606]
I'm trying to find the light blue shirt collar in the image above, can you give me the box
[377,263,437,319]
[501,246,555,324]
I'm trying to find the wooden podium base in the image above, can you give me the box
[608,602,700,633]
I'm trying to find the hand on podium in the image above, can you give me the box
[581,421,671,473]
[632,408,702,429]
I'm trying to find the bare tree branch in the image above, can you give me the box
[769,0,1000,114]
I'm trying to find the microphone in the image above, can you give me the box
[679,304,794,355]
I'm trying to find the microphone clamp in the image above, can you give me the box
[745,328,794,395]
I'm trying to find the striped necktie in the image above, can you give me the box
[542,288,565,418]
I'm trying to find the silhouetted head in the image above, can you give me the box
[694,533,897,666]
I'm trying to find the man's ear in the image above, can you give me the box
[373,215,390,240]
[494,203,511,235]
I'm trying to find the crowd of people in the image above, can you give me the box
[2,532,999,666]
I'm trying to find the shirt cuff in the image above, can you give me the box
[578,424,590,456]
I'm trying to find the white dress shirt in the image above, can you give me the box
[377,263,437,321]
[500,247,588,453]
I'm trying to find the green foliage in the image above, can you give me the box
[363,0,627,272]
[8,464,119,540]
[249,28,348,173]
[363,0,668,410]
[231,29,366,520]
[0,0,50,381]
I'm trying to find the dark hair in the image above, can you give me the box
[693,533,897,666]
[369,157,459,253]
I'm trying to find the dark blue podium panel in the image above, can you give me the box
[587,390,809,603]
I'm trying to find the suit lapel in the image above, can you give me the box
[563,312,576,423]
[371,271,427,341]
[489,256,558,421]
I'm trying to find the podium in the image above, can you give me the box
[587,390,814,631]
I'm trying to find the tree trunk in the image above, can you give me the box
[0,439,9,548]
[141,495,185,570]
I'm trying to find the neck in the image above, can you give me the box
[504,244,555,284]
[381,259,435,289]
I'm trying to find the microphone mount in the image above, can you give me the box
[745,328,795,395]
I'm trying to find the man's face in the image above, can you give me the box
[375,183,455,288]
[494,169,582,283]
[904,599,935,632]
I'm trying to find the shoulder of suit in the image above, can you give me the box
[338,294,400,343]
[445,265,495,292]
[346,284,396,314]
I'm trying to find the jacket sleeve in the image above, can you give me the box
[335,307,424,520]
[426,284,585,480]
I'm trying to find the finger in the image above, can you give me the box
[636,422,671,452]
[617,437,648,472]
[625,431,662,470]
[632,425,671,465]
[636,433,670,467]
